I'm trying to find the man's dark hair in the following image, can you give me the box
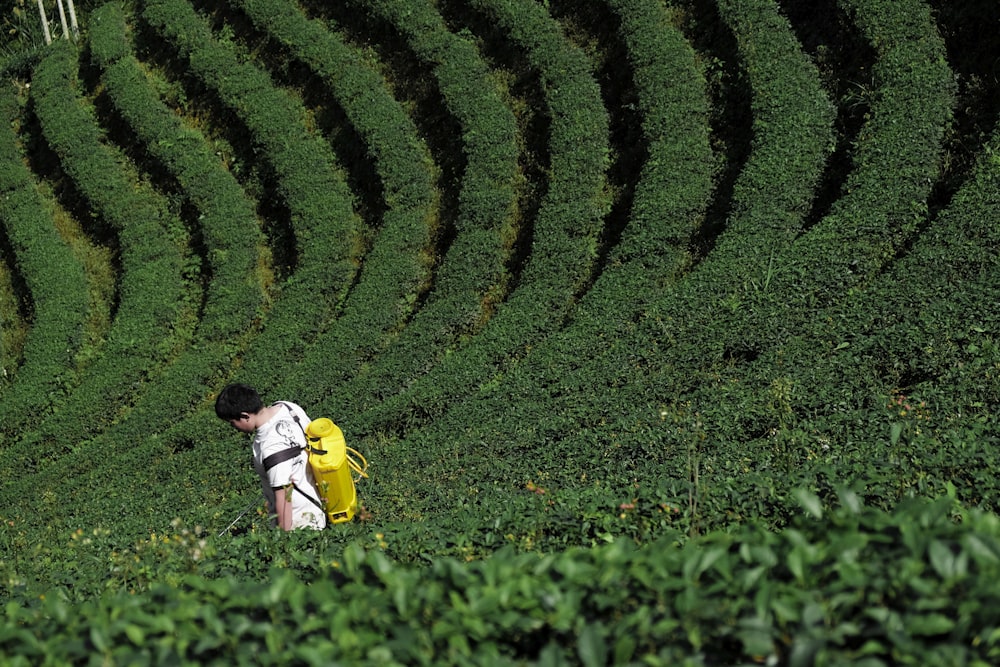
[215,383,264,420]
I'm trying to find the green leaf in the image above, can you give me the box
[736,617,774,657]
[90,625,110,653]
[787,549,805,583]
[577,622,607,667]
[696,546,730,579]
[788,637,824,667]
[793,489,823,519]
[613,634,637,664]
[837,487,863,514]
[124,624,146,645]
[961,534,1000,565]
[906,613,955,636]
[929,540,967,580]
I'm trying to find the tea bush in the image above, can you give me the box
[86,2,266,437]
[345,0,613,435]
[6,495,1000,665]
[0,87,89,433]
[14,39,190,450]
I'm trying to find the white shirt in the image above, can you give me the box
[251,402,326,530]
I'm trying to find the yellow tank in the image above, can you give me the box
[305,418,357,524]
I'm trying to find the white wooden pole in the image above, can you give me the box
[65,0,80,41]
[55,0,69,40]
[35,0,52,45]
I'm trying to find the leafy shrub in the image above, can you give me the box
[6,495,1000,665]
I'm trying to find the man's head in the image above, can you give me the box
[215,383,264,432]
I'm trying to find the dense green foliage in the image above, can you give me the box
[0,87,89,431]
[0,0,997,663]
[6,496,1000,665]
[17,37,190,446]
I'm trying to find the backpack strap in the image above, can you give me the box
[262,402,325,513]
[261,445,303,471]
[291,482,325,512]
[276,401,327,455]
[276,401,307,436]
[262,446,325,513]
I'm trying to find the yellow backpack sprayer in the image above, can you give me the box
[304,417,368,524]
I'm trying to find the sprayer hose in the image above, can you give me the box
[347,447,369,481]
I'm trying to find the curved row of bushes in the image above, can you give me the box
[749,0,955,313]
[310,0,718,543]
[333,0,975,547]
[228,0,440,410]
[88,2,264,428]
[11,40,190,456]
[580,0,968,528]
[617,0,836,376]
[92,4,263,339]
[141,0,364,396]
[364,0,837,508]
[354,0,612,435]
[312,0,520,420]
[680,108,1000,521]
[602,0,714,267]
[570,0,954,449]
[564,0,835,385]
[5,2,276,530]
[642,0,958,451]
[477,0,716,394]
[0,86,89,435]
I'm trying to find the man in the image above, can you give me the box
[215,383,326,530]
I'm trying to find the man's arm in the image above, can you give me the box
[274,485,294,531]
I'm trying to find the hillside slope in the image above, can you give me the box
[0,0,998,662]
